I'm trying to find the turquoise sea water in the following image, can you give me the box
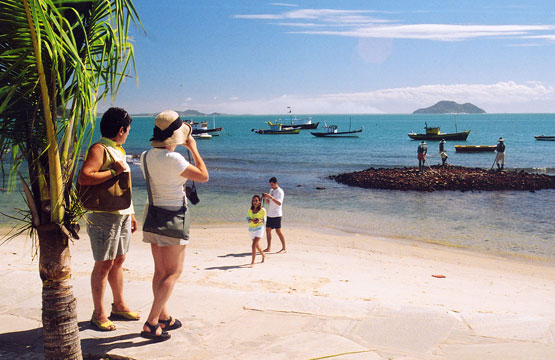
[2,114,554,260]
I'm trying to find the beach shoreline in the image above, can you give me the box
[1,224,555,359]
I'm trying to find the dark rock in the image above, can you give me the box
[330,165,555,192]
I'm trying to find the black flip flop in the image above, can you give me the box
[140,322,171,342]
[159,316,182,331]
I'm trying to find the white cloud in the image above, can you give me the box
[270,3,298,7]
[184,97,192,101]
[194,81,555,114]
[235,9,382,26]
[297,24,555,41]
[235,8,555,42]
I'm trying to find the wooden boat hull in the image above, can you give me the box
[310,129,363,138]
[455,145,496,152]
[408,130,470,141]
[535,135,555,141]
[253,128,301,135]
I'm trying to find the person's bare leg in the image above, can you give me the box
[249,237,259,267]
[257,240,265,263]
[143,244,186,334]
[263,227,272,252]
[151,256,170,323]
[275,228,286,253]
[107,254,136,315]
[91,260,115,326]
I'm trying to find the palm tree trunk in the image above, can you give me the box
[38,223,82,360]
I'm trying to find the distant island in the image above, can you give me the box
[130,110,225,117]
[413,101,485,114]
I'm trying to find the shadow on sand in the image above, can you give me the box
[217,252,251,258]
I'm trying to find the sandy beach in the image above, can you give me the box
[1,224,554,359]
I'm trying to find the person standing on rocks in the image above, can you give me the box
[417,141,427,171]
[495,137,505,170]
[439,139,448,166]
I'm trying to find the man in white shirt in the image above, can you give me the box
[263,177,286,253]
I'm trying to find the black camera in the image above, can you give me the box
[186,183,200,205]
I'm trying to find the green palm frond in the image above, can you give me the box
[0,0,142,226]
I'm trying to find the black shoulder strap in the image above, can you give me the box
[142,150,154,206]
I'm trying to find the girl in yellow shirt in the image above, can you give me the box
[247,195,266,267]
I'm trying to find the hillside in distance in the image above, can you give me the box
[130,109,224,117]
[413,101,486,114]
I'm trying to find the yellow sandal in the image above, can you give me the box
[91,314,116,331]
[110,303,140,321]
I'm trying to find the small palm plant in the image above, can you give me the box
[0,0,141,358]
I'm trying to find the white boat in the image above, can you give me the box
[193,132,212,140]
[275,107,319,129]
[185,119,222,136]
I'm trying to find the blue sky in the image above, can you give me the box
[109,0,555,114]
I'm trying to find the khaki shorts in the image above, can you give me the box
[87,212,131,262]
[143,231,189,247]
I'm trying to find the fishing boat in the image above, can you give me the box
[454,145,496,152]
[192,132,212,140]
[276,107,319,129]
[185,119,223,136]
[408,120,470,141]
[535,135,555,141]
[252,122,300,135]
[310,119,363,138]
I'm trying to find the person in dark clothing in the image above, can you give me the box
[417,141,427,171]
[495,137,505,170]
[439,139,448,166]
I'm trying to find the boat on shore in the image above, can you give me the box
[535,135,555,141]
[310,120,363,138]
[252,122,301,135]
[455,145,496,152]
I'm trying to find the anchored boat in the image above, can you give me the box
[277,106,319,129]
[185,119,223,136]
[535,135,555,141]
[252,122,300,135]
[408,119,470,141]
[310,119,363,138]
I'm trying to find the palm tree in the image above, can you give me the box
[0,0,141,358]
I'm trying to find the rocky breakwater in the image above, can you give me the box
[330,165,555,192]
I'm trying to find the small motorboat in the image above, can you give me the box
[252,122,300,135]
[281,116,319,129]
[185,119,223,136]
[454,145,496,152]
[276,106,319,129]
[310,122,363,138]
[408,121,470,141]
[534,135,555,141]
[409,126,470,141]
[192,133,212,140]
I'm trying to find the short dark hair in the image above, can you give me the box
[269,176,277,183]
[100,107,132,138]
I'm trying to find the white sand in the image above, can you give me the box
[1,224,555,359]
